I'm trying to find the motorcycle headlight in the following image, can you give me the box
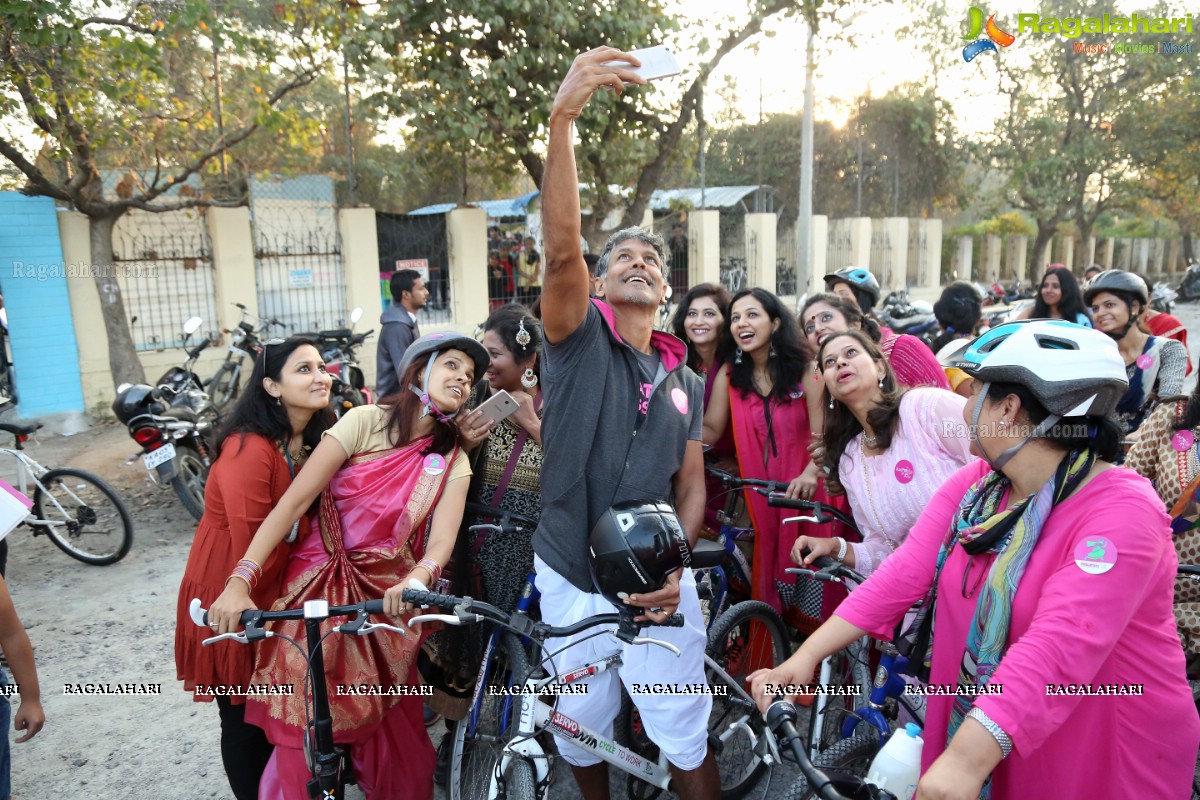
[230,328,245,345]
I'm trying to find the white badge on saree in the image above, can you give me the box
[423,454,447,476]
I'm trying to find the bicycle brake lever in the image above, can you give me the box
[201,631,265,646]
[405,613,476,627]
[781,515,823,526]
[338,620,409,637]
[617,634,681,657]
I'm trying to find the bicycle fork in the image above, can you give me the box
[302,606,352,800]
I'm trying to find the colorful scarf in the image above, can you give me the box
[899,449,1095,791]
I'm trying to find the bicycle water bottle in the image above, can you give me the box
[865,722,923,800]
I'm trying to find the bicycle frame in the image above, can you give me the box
[0,448,62,530]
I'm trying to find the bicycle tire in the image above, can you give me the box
[452,632,529,800]
[618,695,664,800]
[783,731,879,799]
[503,757,537,800]
[706,601,791,799]
[207,362,240,410]
[33,468,134,565]
[810,639,871,752]
[170,445,208,522]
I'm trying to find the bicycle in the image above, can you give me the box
[780,557,926,799]
[206,303,284,411]
[765,701,897,800]
[403,586,786,800]
[0,421,133,565]
[188,595,408,800]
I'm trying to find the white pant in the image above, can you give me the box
[532,555,712,770]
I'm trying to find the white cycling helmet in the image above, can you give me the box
[951,320,1128,469]
[952,320,1127,418]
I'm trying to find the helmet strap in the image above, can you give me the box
[408,352,460,424]
[971,382,1062,472]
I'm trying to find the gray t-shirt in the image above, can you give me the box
[535,301,704,592]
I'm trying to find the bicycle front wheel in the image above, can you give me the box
[34,468,134,565]
[451,632,529,800]
[706,601,791,799]
[783,731,879,799]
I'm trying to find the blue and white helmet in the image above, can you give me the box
[951,320,1128,418]
[824,267,880,308]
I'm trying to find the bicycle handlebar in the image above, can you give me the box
[399,589,684,648]
[187,597,400,646]
[1180,564,1200,578]
[786,555,867,587]
[765,702,896,800]
[767,495,859,531]
[705,465,789,493]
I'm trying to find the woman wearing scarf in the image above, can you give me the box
[208,332,488,800]
[703,287,845,631]
[751,320,1198,799]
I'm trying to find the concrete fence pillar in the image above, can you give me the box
[745,213,776,292]
[984,235,1002,283]
[955,236,973,282]
[882,217,908,292]
[337,208,383,387]
[1006,236,1027,283]
[1084,236,1096,267]
[1058,236,1074,271]
[921,218,942,289]
[848,217,871,268]
[690,209,721,288]
[207,207,259,337]
[1168,240,1181,274]
[1102,238,1115,268]
[807,215,828,297]
[446,207,489,333]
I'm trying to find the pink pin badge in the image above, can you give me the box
[1173,430,1194,452]
[1073,537,1117,575]
[423,454,447,476]
[671,388,689,415]
[894,460,915,484]
[1135,354,1153,370]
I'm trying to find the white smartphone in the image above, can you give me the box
[474,389,520,425]
[603,45,681,82]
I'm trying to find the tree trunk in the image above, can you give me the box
[1183,229,1195,265]
[88,213,147,389]
[1075,220,1093,270]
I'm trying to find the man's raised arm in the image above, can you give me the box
[540,47,644,344]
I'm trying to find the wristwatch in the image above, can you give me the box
[967,706,1013,758]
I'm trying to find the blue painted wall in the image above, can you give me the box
[0,192,85,416]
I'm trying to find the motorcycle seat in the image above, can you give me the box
[691,537,727,570]
[160,406,199,422]
[0,422,42,436]
[318,328,352,341]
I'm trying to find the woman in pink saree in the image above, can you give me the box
[703,288,849,634]
[209,332,488,800]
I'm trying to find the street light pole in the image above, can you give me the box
[796,21,815,305]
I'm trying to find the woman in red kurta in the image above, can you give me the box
[704,288,848,634]
[175,337,333,800]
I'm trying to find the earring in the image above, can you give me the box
[735,348,743,365]
[769,344,777,359]
[878,376,885,389]
[521,368,538,390]
[828,395,835,410]
[515,317,532,348]
[275,396,282,406]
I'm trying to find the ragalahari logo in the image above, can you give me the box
[962,7,1016,62]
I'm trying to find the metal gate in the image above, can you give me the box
[113,208,219,350]
[250,176,349,334]
[376,212,452,326]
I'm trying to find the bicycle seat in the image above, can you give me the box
[0,422,42,436]
[690,538,726,570]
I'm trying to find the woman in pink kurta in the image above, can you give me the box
[751,320,1199,799]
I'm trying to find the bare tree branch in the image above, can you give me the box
[0,134,70,201]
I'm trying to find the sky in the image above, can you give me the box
[670,0,1197,136]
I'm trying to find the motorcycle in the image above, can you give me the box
[1178,264,1200,302]
[879,290,939,348]
[1151,281,1177,314]
[206,303,284,411]
[112,317,218,521]
[303,308,375,419]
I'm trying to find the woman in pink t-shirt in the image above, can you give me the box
[751,320,1199,800]
[793,331,976,576]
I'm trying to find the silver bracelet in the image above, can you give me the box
[967,706,1013,759]
[835,537,848,561]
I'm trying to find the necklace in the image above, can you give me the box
[858,435,898,553]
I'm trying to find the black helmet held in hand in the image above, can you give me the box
[589,500,691,609]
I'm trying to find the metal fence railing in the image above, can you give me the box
[776,222,798,296]
[376,212,452,326]
[719,212,748,294]
[113,209,220,351]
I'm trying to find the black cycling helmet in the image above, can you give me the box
[823,267,880,310]
[1082,269,1149,308]
[589,500,691,609]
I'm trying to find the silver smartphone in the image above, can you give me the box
[603,45,681,82]
[474,389,520,425]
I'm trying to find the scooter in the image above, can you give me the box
[879,290,938,348]
[1178,264,1200,302]
[112,317,218,521]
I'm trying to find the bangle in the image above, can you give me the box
[227,558,262,592]
[417,558,442,586]
[835,537,848,562]
[967,706,1013,758]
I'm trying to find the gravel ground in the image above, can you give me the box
[4,301,1198,799]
